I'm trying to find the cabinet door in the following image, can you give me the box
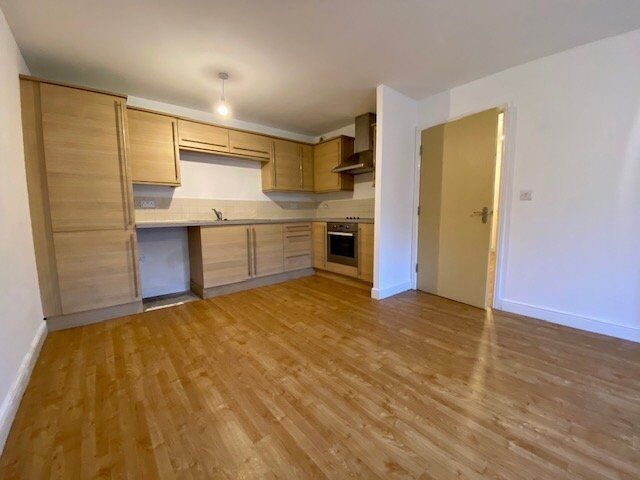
[301,144,314,191]
[40,83,133,232]
[273,139,301,190]
[358,223,374,283]
[251,224,284,277]
[201,226,251,287]
[313,137,354,192]
[312,222,327,269]
[313,139,340,192]
[178,119,229,153]
[53,229,140,314]
[229,130,272,160]
[128,109,180,185]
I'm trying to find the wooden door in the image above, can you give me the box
[251,224,284,277]
[273,139,301,190]
[177,119,229,153]
[229,130,272,160]
[200,226,251,288]
[311,222,327,269]
[53,229,140,314]
[358,223,374,282]
[40,83,133,232]
[128,108,180,185]
[417,108,499,308]
[301,144,314,191]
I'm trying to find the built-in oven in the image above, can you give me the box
[327,222,358,267]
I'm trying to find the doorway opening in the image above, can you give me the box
[416,108,505,310]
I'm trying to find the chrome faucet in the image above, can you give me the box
[212,208,223,221]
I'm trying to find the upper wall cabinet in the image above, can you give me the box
[313,136,354,192]
[128,108,181,186]
[177,119,230,154]
[262,139,314,192]
[229,130,272,161]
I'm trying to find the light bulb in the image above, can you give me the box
[217,102,229,117]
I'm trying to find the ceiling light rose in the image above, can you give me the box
[216,72,231,117]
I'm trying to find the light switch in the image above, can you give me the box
[519,190,533,201]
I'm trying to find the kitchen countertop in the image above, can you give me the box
[136,218,374,228]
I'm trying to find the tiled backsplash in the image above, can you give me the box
[134,197,374,222]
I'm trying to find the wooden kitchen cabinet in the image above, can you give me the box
[40,82,134,232]
[20,78,142,325]
[53,229,140,315]
[301,144,314,191]
[178,118,229,154]
[128,108,180,186]
[312,222,327,269]
[358,223,374,283]
[189,225,251,292]
[313,136,354,192]
[229,130,272,160]
[250,224,284,277]
[262,140,314,192]
[284,223,312,271]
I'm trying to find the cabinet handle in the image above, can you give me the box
[252,227,257,275]
[171,120,180,182]
[116,101,134,227]
[246,228,252,276]
[272,141,277,187]
[357,227,362,277]
[323,224,327,267]
[130,233,140,298]
[232,146,269,155]
[181,138,227,148]
[299,145,303,188]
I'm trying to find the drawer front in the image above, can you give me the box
[178,119,229,153]
[284,233,311,255]
[284,253,312,271]
[284,222,311,234]
[229,130,272,159]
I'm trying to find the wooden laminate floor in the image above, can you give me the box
[1,275,639,479]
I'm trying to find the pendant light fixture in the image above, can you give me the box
[216,72,230,117]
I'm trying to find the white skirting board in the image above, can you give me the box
[371,281,413,300]
[0,321,48,453]
[498,299,640,343]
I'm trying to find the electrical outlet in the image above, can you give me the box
[519,190,533,201]
[140,199,156,209]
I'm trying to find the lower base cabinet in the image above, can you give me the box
[188,222,313,297]
[54,229,140,314]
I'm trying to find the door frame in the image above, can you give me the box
[410,103,517,309]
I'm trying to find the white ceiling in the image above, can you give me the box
[2,0,640,135]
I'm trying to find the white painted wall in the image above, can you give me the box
[0,9,47,452]
[372,85,418,299]
[417,29,640,341]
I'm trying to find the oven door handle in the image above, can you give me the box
[328,231,355,237]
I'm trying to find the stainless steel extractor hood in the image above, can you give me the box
[332,112,376,175]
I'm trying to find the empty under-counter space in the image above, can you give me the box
[136,227,191,304]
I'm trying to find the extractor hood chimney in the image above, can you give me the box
[332,112,376,175]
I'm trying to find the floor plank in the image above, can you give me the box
[1,275,639,479]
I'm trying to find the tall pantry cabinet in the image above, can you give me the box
[21,78,141,327]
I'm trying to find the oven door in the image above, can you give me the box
[327,231,358,267]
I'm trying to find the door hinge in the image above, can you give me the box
[419,144,423,155]
[415,263,419,273]
[417,205,421,215]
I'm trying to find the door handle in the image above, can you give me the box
[471,206,492,224]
